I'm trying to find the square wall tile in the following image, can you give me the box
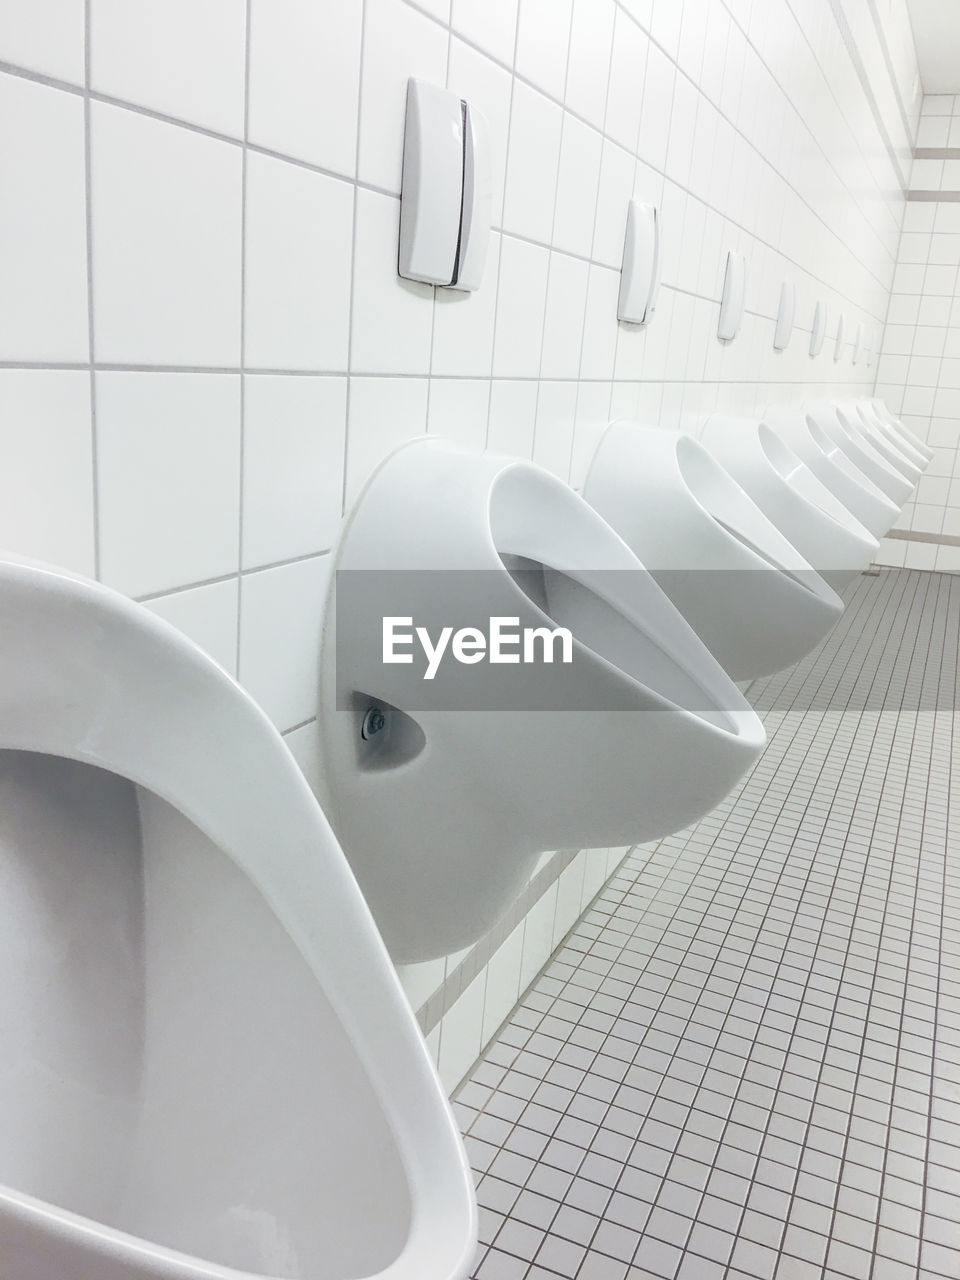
[487,379,538,457]
[493,236,550,377]
[91,102,241,366]
[503,80,563,244]
[447,38,513,226]
[242,374,346,568]
[96,372,241,597]
[565,0,615,131]
[438,970,487,1093]
[143,577,240,677]
[351,190,435,375]
[451,0,518,66]
[428,378,491,452]
[515,0,572,100]
[282,715,326,797]
[553,116,603,259]
[238,554,329,731]
[91,0,246,136]
[244,153,352,371]
[0,0,84,82]
[344,375,429,505]
[248,0,362,176]
[0,370,94,575]
[358,0,447,194]
[0,75,88,361]
[431,232,501,377]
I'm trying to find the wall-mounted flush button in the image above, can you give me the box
[810,299,826,357]
[774,281,795,351]
[398,78,491,291]
[618,200,660,325]
[834,312,846,362]
[718,250,745,341]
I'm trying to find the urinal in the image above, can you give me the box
[318,438,765,963]
[0,554,476,1280]
[803,401,914,506]
[762,406,900,539]
[868,397,934,462]
[583,423,844,681]
[701,414,879,591]
[855,399,931,470]
[835,399,927,478]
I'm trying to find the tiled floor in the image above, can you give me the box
[455,568,959,1280]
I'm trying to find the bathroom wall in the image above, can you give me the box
[875,92,960,574]
[0,0,919,1090]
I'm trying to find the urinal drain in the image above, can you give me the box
[361,705,386,739]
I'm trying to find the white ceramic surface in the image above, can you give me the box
[318,438,765,964]
[0,553,476,1280]
[862,398,934,466]
[803,401,915,506]
[701,414,879,591]
[583,422,844,680]
[762,406,900,539]
[833,398,926,479]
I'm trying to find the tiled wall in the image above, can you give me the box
[876,93,960,575]
[0,0,918,1090]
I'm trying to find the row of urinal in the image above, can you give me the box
[0,396,925,1280]
[317,396,926,967]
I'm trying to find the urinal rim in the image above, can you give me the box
[324,435,762,743]
[805,403,914,498]
[831,402,922,481]
[754,423,879,546]
[853,401,928,469]
[0,553,478,1280]
[599,421,838,606]
[798,414,900,509]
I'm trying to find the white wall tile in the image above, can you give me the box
[96,372,241,597]
[492,236,549,377]
[481,923,524,1041]
[282,716,326,797]
[0,0,84,82]
[451,0,518,66]
[515,0,571,100]
[431,233,501,377]
[553,115,603,258]
[91,102,241,365]
[352,190,435,375]
[344,375,429,504]
[487,379,538,457]
[242,374,347,568]
[427,377,491,452]
[0,75,87,361]
[358,0,448,194]
[143,578,240,677]
[238,554,329,731]
[533,380,576,479]
[248,0,362,177]
[540,253,589,380]
[244,153,352,371]
[447,38,513,225]
[437,970,486,1093]
[502,80,563,243]
[91,0,245,136]
[0,370,94,574]
[565,0,615,131]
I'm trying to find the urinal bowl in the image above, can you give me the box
[318,439,765,963]
[0,556,476,1280]
[808,401,921,501]
[849,396,931,473]
[869,398,934,462]
[803,401,915,506]
[762,406,900,539]
[582,422,845,681]
[700,414,879,591]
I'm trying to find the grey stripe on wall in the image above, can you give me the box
[906,190,960,201]
[886,528,960,547]
[915,147,960,160]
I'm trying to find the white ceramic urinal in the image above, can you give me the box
[701,414,878,591]
[803,400,914,506]
[0,555,475,1280]
[858,399,932,468]
[870,399,931,465]
[318,438,765,964]
[762,405,900,539]
[836,399,927,478]
[583,423,844,681]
